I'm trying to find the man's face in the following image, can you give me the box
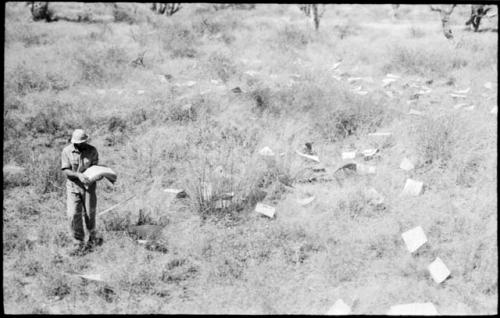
[74,142,87,151]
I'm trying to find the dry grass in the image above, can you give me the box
[3,2,497,315]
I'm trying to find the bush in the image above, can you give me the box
[158,22,198,58]
[411,115,460,167]
[205,51,237,83]
[75,44,129,84]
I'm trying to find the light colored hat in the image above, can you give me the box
[71,129,89,144]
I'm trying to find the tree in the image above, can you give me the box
[27,2,56,22]
[430,5,457,40]
[465,5,492,32]
[299,4,326,31]
[151,3,182,16]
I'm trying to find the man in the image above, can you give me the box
[61,129,102,256]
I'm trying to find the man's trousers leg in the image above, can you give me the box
[83,184,97,240]
[67,191,85,242]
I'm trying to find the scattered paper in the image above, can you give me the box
[400,157,414,171]
[255,203,276,218]
[342,151,356,160]
[296,150,320,162]
[96,89,106,95]
[332,75,342,81]
[382,78,397,87]
[326,299,351,315]
[417,89,431,95]
[408,109,424,116]
[453,103,467,110]
[76,274,104,282]
[387,303,438,315]
[386,73,401,79]
[244,70,258,77]
[368,132,392,137]
[449,93,466,98]
[491,106,498,115]
[137,90,145,95]
[355,90,368,96]
[453,87,470,94]
[259,146,275,156]
[401,178,423,196]
[297,196,315,206]
[362,148,378,157]
[210,79,220,84]
[385,91,394,98]
[348,77,362,83]
[484,82,493,90]
[428,257,451,284]
[330,62,342,70]
[401,226,427,253]
[366,187,384,205]
[464,105,475,111]
[357,163,376,175]
[352,85,362,91]
[158,75,168,83]
[137,240,149,245]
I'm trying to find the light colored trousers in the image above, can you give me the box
[66,184,97,242]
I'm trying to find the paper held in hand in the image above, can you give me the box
[83,166,117,184]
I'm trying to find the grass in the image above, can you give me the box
[3,2,497,315]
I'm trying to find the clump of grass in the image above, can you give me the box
[158,21,198,58]
[74,44,129,84]
[411,115,460,168]
[385,42,468,77]
[408,26,425,38]
[205,51,237,82]
[275,25,310,49]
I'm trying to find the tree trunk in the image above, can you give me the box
[312,4,319,31]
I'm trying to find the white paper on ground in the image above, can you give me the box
[400,158,414,171]
[382,78,397,86]
[362,148,378,157]
[369,132,392,137]
[297,196,315,206]
[137,90,145,95]
[408,109,424,116]
[428,257,451,284]
[164,188,184,194]
[387,302,438,315]
[259,146,275,156]
[355,90,368,95]
[386,73,401,79]
[326,299,351,315]
[401,226,428,253]
[401,178,423,196]
[464,105,475,111]
[453,103,467,110]
[76,274,104,282]
[491,106,498,115]
[449,93,466,98]
[357,163,376,175]
[296,150,320,162]
[453,87,470,94]
[366,187,384,205]
[484,82,493,90]
[342,151,356,160]
[330,62,342,70]
[255,203,276,218]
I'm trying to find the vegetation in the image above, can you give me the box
[3,3,497,314]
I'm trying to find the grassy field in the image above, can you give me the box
[3,3,498,314]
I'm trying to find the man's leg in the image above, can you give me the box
[67,191,85,254]
[84,184,101,246]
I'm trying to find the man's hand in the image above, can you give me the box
[77,173,90,186]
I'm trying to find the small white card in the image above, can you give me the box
[255,203,276,218]
[428,257,451,284]
[326,299,351,315]
[401,178,423,196]
[401,226,427,253]
[387,302,438,315]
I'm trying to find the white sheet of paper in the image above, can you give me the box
[326,299,351,315]
[255,203,276,218]
[428,257,451,284]
[400,158,414,171]
[401,178,423,196]
[401,226,427,253]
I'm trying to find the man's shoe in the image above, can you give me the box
[86,237,104,251]
[68,242,86,257]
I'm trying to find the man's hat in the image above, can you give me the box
[71,129,89,144]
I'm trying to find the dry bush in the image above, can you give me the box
[74,44,129,84]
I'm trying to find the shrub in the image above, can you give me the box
[75,44,129,84]
[275,25,310,49]
[158,22,198,58]
[205,51,237,83]
[411,115,460,167]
